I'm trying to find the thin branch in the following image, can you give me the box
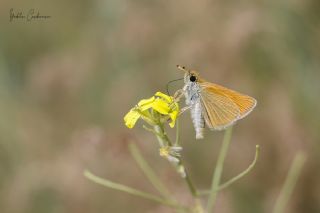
[143,125,163,138]
[220,144,260,190]
[83,170,187,210]
[273,152,307,213]
[198,145,260,196]
[129,143,172,198]
[153,125,166,147]
[153,123,198,198]
[175,118,180,146]
[207,127,233,212]
[182,161,198,197]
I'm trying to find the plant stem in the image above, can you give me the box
[273,152,306,213]
[198,145,260,196]
[84,170,187,210]
[175,118,180,146]
[219,145,259,190]
[129,143,172,198]
[153,123,198,198]
[154,125,167,147]
[184,167,198,197]
[207,127,233,212]
[143,125,163,138]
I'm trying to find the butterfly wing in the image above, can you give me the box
[199,82,256,130]
[199,88,241,130]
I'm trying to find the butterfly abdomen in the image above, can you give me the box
[190,102,205,139]
[183,82,205,140]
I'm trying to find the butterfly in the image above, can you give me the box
[175,65,257,139]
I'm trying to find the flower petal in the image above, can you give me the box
[124,109,141,128]
[169,110,179,128]
[124,91,180,129]
[152,99,171,115]
[155,92,173,103]
[159,147,169,157]
[138,96,155,111]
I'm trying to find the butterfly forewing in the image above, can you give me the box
[200,88,241,130]
[200,82,257,119]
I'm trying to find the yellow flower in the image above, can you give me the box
[159,146,182,164]
[159,146,170,157]
[124,92,179,128]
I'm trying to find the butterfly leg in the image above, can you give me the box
[173,89,184,102]
[178,105,192,116]
[168,89,184,110]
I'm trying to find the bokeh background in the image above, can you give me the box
[1,0,320,212]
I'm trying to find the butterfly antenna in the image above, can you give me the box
[166,78,184,96]
[176,65,188,72]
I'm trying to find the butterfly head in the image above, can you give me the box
[176,65,200,84]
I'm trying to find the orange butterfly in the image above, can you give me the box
[176,65,257,139]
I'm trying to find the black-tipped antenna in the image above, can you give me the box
[176,65,188,72]
[166,78,184,96]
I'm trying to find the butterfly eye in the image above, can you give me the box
[190,75,197,82]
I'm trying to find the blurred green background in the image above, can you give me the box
[1,0,320,212]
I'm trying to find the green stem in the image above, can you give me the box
[153,123,198,198]
[84,170,186,210]
[129,143,172,198]
[154,125,167,147]
[198,145,260,196]
[207,127,233,212]
[185,175,198,197]
[143,125,163,138]
[175,118,180,146]
[159,124,173,146]
[194,198,205,213]
[273,152,306,213]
